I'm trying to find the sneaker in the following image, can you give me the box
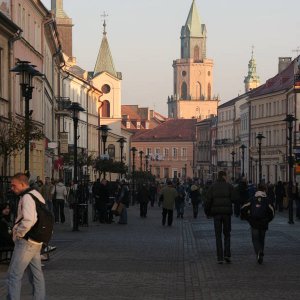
[42,246,57,254]
[257,251,264,264]
[224,256,231,263]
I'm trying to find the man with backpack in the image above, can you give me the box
[241,183,275,264]
[7,173,51,299]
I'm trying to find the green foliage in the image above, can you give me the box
[0,118,44,157]
[94,158,127,174]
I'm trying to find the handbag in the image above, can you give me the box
[111,202,119,215]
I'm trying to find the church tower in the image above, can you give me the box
[168,0,218,119]
[51,0,73,57]
[91,19,122,134]
[244,47,260,92]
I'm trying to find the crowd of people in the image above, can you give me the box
[1,171,300,299]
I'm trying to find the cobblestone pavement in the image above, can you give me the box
[1,204,300,299]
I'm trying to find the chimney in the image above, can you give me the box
[278,57,292,73]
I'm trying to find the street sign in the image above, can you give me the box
[60,132,69,154]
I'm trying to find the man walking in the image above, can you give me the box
[7,173,46,299]
[205,171,235,264]
[159,180,178,226]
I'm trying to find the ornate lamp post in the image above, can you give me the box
[139,150,144,171]
[10,61,43,174]
[230,150,236,181]
[240,144,247,177]
[97,125,111,179]
[256,133,265,184]
[117,137,126,163]
[131,147,137,205]
[67,102,85,232]
[184,163,187,180]
[284,114,297,224]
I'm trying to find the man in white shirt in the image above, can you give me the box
[7,173,45,300]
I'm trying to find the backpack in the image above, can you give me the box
[250,196,268,219]
[24,193,54,245]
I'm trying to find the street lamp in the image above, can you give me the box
[284,114,297,224]
[230,150,236,181]
[184,163,187,180]
[10,61,43,173]
[117,137,126,163]
[139,150,144,171]
[240,144,247,177]
[98,124,111,155]
[256,133,265,184]
[67,102,85,232]
[131,147,137,205]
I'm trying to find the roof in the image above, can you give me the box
[132,119,197,142]
[184,0,202,37]
[218,91,251,109]
[122,105,141,120]
[94,33,117,78]
[249,57,297,98]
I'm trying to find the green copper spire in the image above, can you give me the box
[244,46,260,91]
[93,19,117,78]
[184,0,202,37]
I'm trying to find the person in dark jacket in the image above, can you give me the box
[241,183,275,264]
[93,179,110,223]
[137,184,150,217]
[190,184,201,218]
[205,171,235,264]
[0,203,14,248]
[275,181,285,211]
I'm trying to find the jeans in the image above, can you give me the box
[251,227,266,255]
[213,214,231,260]
[192,202,199,218]
[140,202,148,217]
[162,208,173,226]
[7,238,45,300]
[53,199,65,223]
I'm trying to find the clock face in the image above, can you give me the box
[182,71,187,77]
[101,84,111,94]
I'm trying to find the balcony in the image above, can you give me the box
[217,161,228,167]
[215,139,234,146]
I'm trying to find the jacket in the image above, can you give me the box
[160,185,178,210]
[52,182,67,200]
[205,180,235,216]
[13,188,45,241]
[241,191,275,230]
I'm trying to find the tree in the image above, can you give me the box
[94,158,127,178]
[0,118,44,175]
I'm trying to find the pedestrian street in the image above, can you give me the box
[0,204,300,299]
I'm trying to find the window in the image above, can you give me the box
[164,168,169,178]
[107,144,115,159]
[126,121,130,128]
[136,122,141,129]
[172,148,178,160]
[155,167,160,178]
[207,83,211,99]
[164,148,169,160]
[181,82,187,99]
[181,148,187,160]
[194,45,199,60]
[101,100,110,117]
[146,148,151,155]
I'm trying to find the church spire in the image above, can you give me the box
[51,0,69,18]
[184,0,202,37]
[93,16,117,78]
[244,46,260,92]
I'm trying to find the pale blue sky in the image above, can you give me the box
[42,0,300,115]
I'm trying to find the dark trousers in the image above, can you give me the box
[53,199,65,223]
[213,214,231,260]
[251,227,266,255]
[140,202,148,217]
[162,208,173,226]
[192,202,199,218]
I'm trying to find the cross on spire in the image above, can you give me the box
[292,46,300,57]
[101,11,108,35]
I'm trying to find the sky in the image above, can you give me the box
[42,0,300,116]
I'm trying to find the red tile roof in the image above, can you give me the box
[249,58,296,98]
[121,105,141,120]
[132,119,197,142]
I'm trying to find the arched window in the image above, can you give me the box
[207,83,211,100]
[194,45,200,61]
[196,82,202,100]
[107,144,115,159]
[101,100,110,117]
[181,82,187,99]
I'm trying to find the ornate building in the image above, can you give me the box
[167,0,218,119]
[244,48,260,92]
